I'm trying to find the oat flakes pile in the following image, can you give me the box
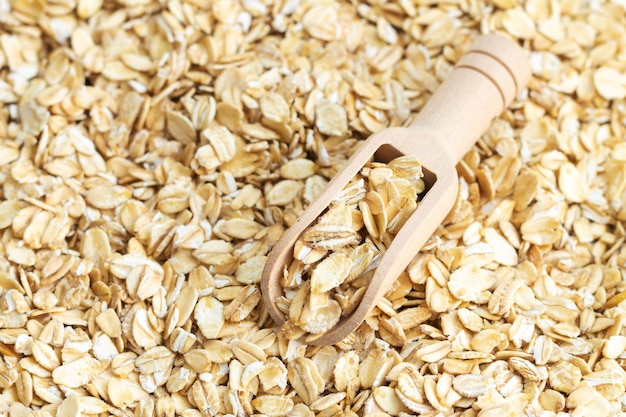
[0,0,626,416]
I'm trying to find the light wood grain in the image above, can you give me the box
[261,34,531,345]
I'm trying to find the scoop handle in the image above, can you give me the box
[411,34,531,164]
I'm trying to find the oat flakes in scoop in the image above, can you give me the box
[278,155,424,340]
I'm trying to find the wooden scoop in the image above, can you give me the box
[261,34,531,345]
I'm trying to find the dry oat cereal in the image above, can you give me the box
[1,0,626,416]
[279,156,424,339]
